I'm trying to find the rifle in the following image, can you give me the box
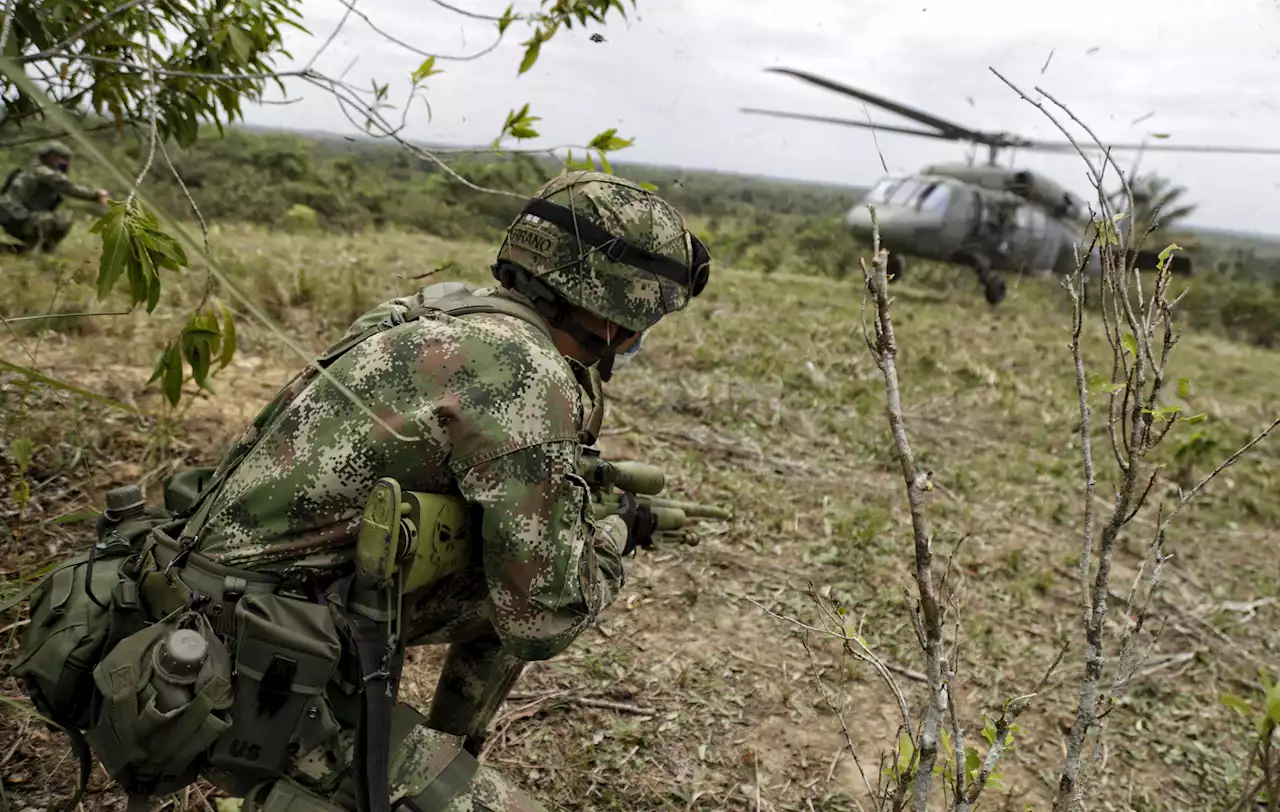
[356,450,732,592]
[578,448,731,547]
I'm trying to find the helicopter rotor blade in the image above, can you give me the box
[765,67,988,143]
[1006,139,1280,156]
[740,107,963,142]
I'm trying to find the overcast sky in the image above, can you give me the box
[242,0,1280,233]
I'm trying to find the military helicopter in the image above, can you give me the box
[744,67,1280,304]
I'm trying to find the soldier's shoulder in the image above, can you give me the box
[23,164,61,181]
[402,302,569,379]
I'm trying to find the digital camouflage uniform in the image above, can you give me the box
[0,144,101,252]
[187,171,702,801]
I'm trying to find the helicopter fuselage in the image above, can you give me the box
[844,173,1081,276]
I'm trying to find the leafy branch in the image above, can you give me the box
[1,0,642,411]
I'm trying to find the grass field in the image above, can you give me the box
[1,214,1278,812]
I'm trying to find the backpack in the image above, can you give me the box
[1,281,570,812]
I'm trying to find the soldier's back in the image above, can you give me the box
[194,305,583,574]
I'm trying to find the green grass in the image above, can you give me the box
[1,215,1278,811]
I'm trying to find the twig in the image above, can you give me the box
[126,2,159,206]
[305,0,359,70]
[427,0,507,21]
[334,0,504,62]
[802,636,877,805]
[859,204,947,812]
[572,697,655,716]
[2,310,130,323]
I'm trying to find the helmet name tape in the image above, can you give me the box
[508,225,555,257]
[520,198,693,288]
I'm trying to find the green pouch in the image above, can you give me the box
[242,777,348,812]
[207,594,343,788]
[85,609,234,795]
[8,548,146,730]
[163,467,217,515]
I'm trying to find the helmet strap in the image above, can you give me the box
[492,261,634,380]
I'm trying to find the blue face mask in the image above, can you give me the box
[610,331,645,371]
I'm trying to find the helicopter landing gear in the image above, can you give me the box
[886,252,906,283]
[970,256,1007,306]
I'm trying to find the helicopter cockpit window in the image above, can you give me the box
[917,183,950,212]
[864,178,903,204]
[888,179,924,207]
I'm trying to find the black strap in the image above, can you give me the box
[519,198,691,287]
[338,575,398,812]
[61,728,93,812]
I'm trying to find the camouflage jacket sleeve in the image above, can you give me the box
[399,311,627,661]
[459,441,627,661]
[22,165,100,202]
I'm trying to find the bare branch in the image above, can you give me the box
[859,205,947,812]
[333,0,504,62]
[127,2,159,206]
[427,0,508,20]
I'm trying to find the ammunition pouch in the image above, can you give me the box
[206,594,343,793]
[243,777,349,812]
[85,609,234,797]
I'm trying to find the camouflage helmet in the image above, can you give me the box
[494,170,710,333]
[38,142,72,160]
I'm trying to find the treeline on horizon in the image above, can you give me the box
[4,125,1279,348]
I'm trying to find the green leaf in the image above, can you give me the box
[219,304,238,369]
[411,56,441,83]
[147,230,188,271]
[95,209,131,300]
[1221,693,1254,717]
[137,250,160,313]
[1183,413,1208,424]
[1177,378,1190,399]
[9,436,35,468]
[1265,683,1280,724]
[518,36,542,74]
[509,124,540,140]
[1086,372,1123,394]
[162,343,184,407]
[227,26,254,61]
[1121,332,1139,356]
[637,181,658,192]
[964,747,981,781]
[1151,133,1170,139]
[588,128,635,153]
[497,4,516,34]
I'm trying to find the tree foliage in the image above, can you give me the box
[0,0,305,143]
[0,0,640,409]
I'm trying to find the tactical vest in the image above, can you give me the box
[0,282,584,812]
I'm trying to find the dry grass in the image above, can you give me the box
[1,219,1278,812]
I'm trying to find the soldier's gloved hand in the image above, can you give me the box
[616,492,657,556]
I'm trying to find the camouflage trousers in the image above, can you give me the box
[403,572,529,755]
[282,703,547,812]
[2,210,73,252]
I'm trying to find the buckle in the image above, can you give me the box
[604,238,627,262]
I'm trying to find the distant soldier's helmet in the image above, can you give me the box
[494,170,711,333]
[37,142,72,160]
